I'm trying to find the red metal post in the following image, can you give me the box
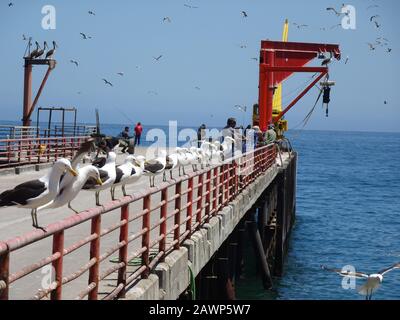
[196,174,203,227]
[51,231,64,300]
[142,195,151,277]
[186,178,193,234]
[174,182,182,250]
[117,204,129,298]
[26,66,54,123]
[205,170,211,222]
[212,168,218,215]
[159,189,168,258]
[23,64,33,127]
[88,215,101,300]
[0,250,9,300]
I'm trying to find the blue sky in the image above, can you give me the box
[0,0,399,132]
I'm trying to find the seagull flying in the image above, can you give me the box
[80,32,92,40]
[367,42,376,50]
[153,55,163,61]
[88,10,96,16]
[117,72,124,76]
[374,21,381,28]
[194,86,201,90]
[344,56,349,64]
[387,48,392,53]
[367,5,379,10]
[251,57,258,61]
[234,105,247,112]
[70,60,79,67]
[163,17,171,23]
[241,11,248,18]
[102,78,113,87]
[8,2,13,7]
[293,23,308,29]
[370,15,380,22]
[326,7,342,16]
[322,263,400,300]
[184,4,198,9]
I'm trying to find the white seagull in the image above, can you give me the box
[39,165,102,213]
[143,150,167,187]
[0,159,78,231]
[110,155,144,199]
[322,263,400,300]
[83,152,117,205]
[176,148,190,176]
[164,153,179,181]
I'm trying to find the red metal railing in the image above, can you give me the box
[0,144,277,300]
[0,136,88,168]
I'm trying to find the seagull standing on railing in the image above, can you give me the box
[143,150,167,187]
[176,147,190,176]
[39,166,102,213]
[43,139,98,213]
[111,155,144,199]
[0,159,78,231]
[164,153,179,181]
[321,263,400,300]
[83,152,117,205]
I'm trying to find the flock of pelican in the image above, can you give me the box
[0,137,236,231]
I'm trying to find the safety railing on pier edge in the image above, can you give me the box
[0,144,278,300]
[0,136,89,168]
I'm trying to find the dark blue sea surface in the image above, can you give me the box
[236,130,400,300]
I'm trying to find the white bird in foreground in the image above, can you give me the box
[321,263,400,300]
[143,150,167,187]
[39,165,102,213]
[83,152,117,205]
[0,159,78,231]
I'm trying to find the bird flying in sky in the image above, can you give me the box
[80,33,92,40]
[153,55,163,61]
[102,79,113,87]
[70,60,79,67]
[241,11,248,18]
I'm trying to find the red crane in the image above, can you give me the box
[258,40,341,132]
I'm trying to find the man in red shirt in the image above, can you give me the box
[134,122,143,146]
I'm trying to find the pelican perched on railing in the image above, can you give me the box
[45,41,58,59]
[35,41,48,59]
[28,41,40,59]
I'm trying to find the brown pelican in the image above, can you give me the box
[35,41,48,59]
[45,41,58,59]
[28,41,40,59]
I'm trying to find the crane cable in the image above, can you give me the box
[290,73,329,137]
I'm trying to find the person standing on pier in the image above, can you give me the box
[134,122,143,146]
[119,126,131,153]
[197,124,206,147]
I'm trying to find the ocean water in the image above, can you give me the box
[236,130,400,300]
